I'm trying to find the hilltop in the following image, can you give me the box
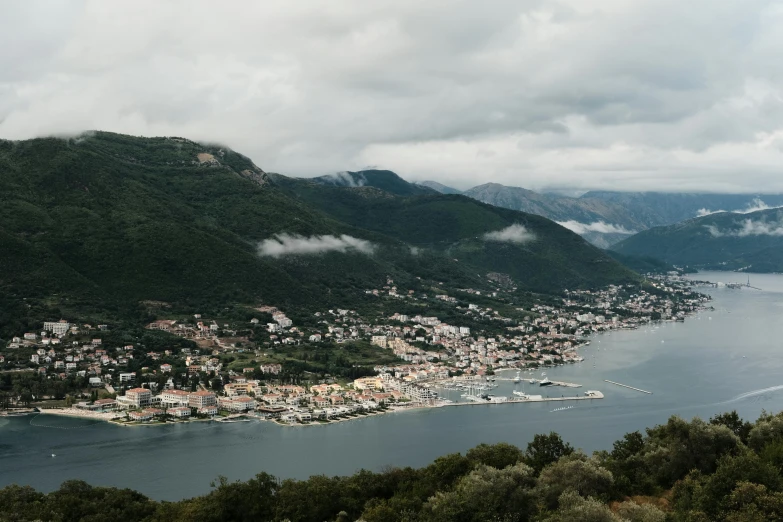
[611,207,783,272]
[0,132,637,336]
[416,180,463,194]
[311,170,436,196]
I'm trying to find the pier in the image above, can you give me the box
[604,380,652,394]
[443,391,603,407]
[495,377,582,388]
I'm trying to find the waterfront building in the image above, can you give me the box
[189,390,217,409]
[160,389,190,407]
[123,388,152,408]
[168,407,191,418]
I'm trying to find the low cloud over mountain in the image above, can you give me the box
[707,219,783,238]
[556,220,634,235]
[258,234,375,258]
[482,224,536,244]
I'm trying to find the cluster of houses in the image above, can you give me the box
[2,276,707,423]
[82,371,433,424]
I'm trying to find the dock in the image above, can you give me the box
[507,378,582,388]
[442,391,603,407]
[604,380,652,394]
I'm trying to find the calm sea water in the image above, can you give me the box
[2,271,783,501]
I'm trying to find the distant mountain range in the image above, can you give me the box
[611,207,783,273]
[415,179,783,248]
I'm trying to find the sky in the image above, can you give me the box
[2,0,783,192]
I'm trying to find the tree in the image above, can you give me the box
[466,442,524,470]
[524,432,574,473]
[615,500,666,522]
[535,453,614,509]
[547,490,622,522]
[672,450,782,519]
[710,411,752,444]
[424,462,536,522]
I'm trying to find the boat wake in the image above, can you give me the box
[722,385,783,404]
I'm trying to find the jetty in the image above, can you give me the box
[604,380,652,394]
[502,378,582,388]
[443,390,603,407]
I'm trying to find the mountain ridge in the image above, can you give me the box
[0,132,638,336]
[611,207,783,272]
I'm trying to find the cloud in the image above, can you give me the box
[258,233,375,257]
[706,218,783,237]
[556,220,635,235]
[483,224,536,244]
[739,197,782,214]
[4,1,783,193]
[696,198,783,217]
[321,172,367,187]
[696,208,726,217]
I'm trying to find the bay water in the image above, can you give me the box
[2,271,783,501]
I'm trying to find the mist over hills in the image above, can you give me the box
[612,207,783,273]
[312,170,436,196]
[0,132,638,334]
[419,179,783,248]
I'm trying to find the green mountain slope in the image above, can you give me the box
[0,134,425,316]
[611,208,783,272]
[270,177,639,292]
[0,132,638,335]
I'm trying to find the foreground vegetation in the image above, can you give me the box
[4,410,783,521]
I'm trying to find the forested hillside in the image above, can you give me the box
[270,175,637,292]
[2,410,782,521]
[612,208,783,272]
[0,132,637,338]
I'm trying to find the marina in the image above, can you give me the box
[443,390,604,407]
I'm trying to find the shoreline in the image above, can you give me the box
[14,302,707,430]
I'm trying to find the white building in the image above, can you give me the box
[160,389,190,407]
[43,321,71,336]
[168,407,191,418]
[123,388,152,408]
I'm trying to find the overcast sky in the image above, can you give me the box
[2,1,783,192]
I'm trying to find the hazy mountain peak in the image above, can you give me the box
[416,180,462,194]
[311,169,436,196]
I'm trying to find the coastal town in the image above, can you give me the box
[0,276,709,426]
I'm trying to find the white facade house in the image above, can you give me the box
[43,321,71,336]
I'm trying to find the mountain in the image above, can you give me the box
[582,191,783,226]
[0,132,638,335]
[311,169,436,196]
[611,207,783,272]
[462,183,639,247]
[270,176,638,292]
[604,250,682,275]
[463,183,783,248]
[416,180,463,194]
